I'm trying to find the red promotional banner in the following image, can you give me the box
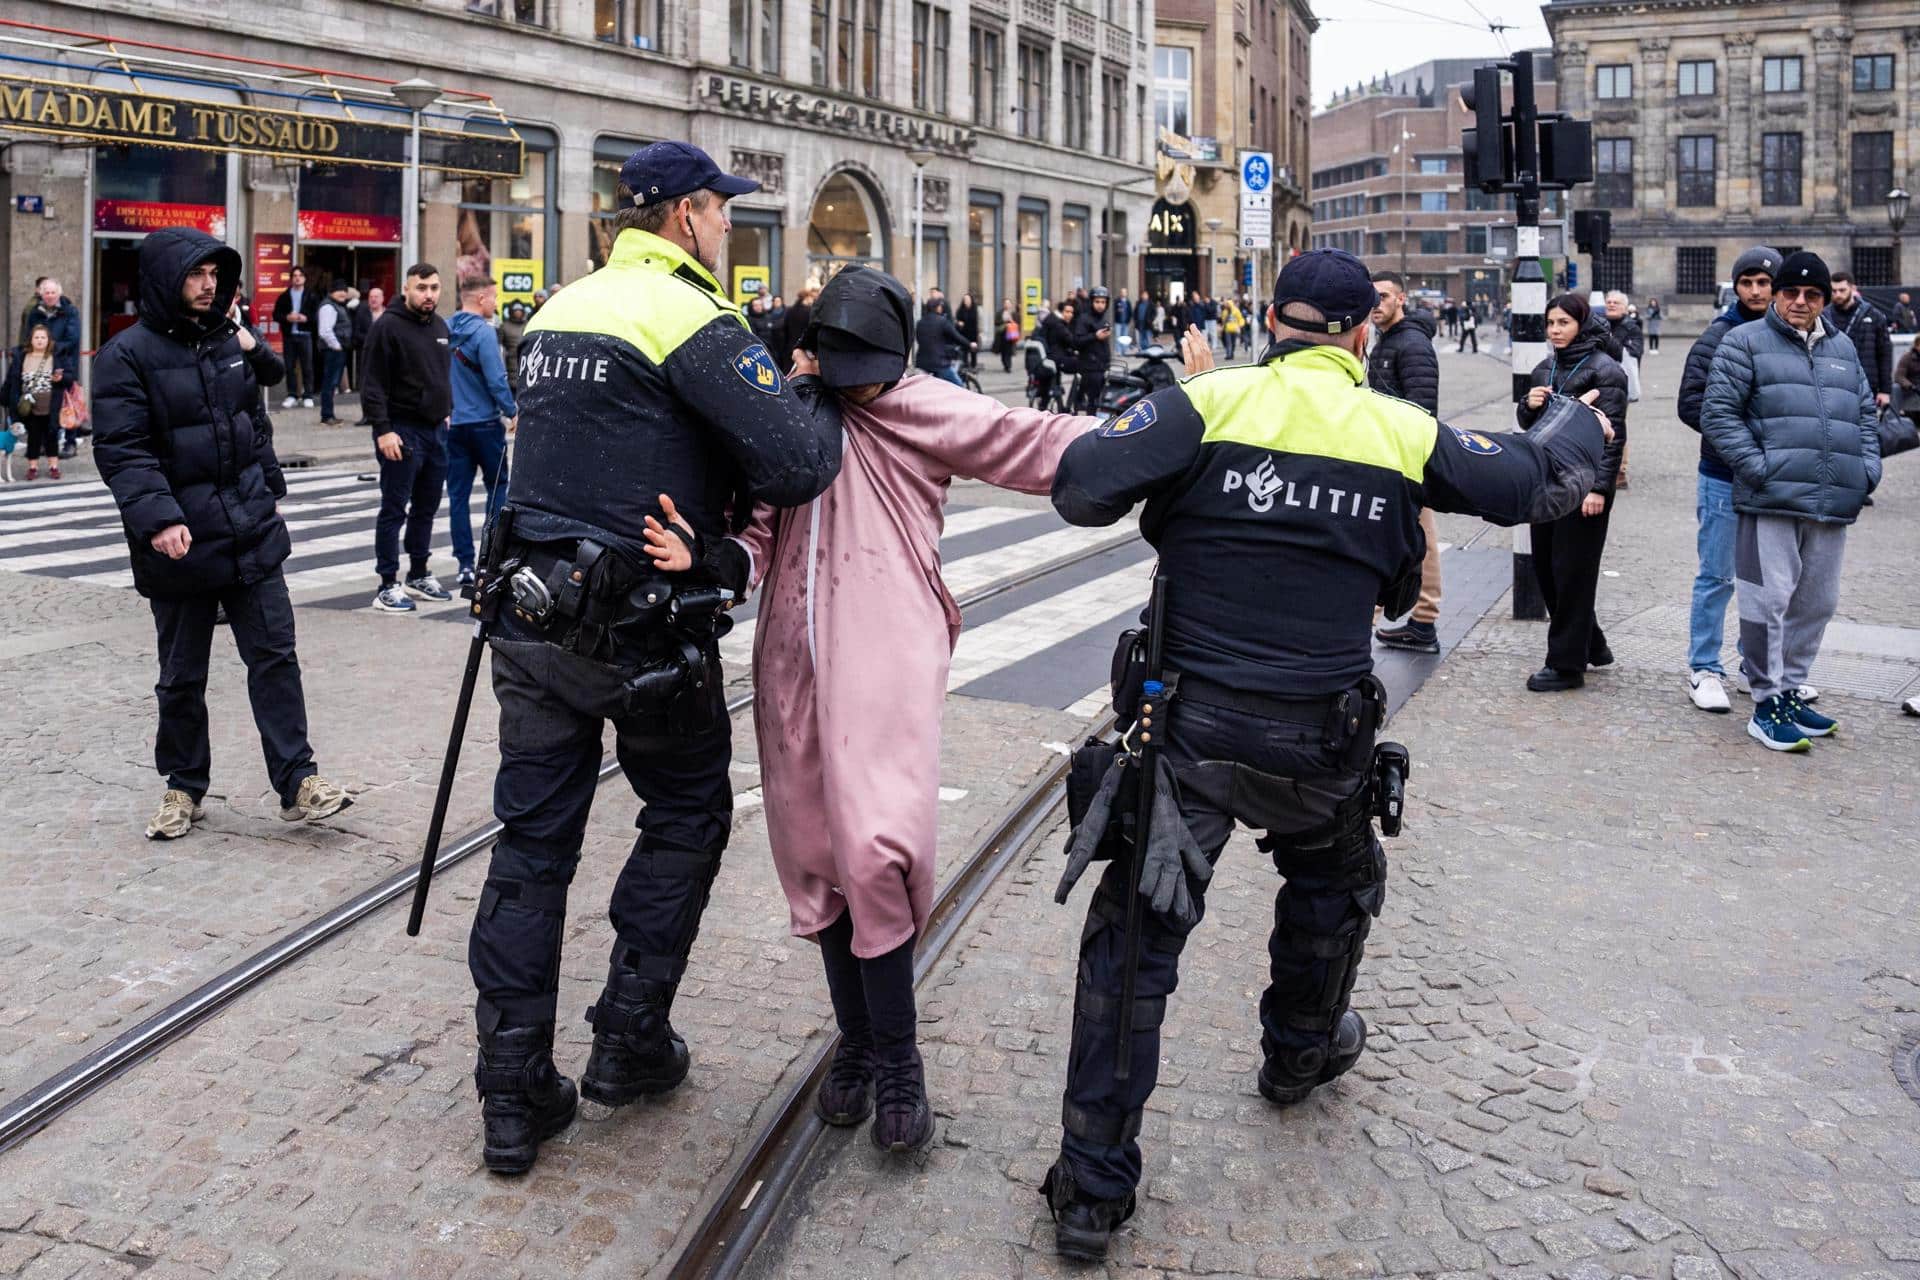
[253,233,294,353]
[297,209,401,244]
[94,199,227,237]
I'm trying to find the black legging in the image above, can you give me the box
[1647,332,1661,352]
[20,413,56,459]
[1531,493,1614,672]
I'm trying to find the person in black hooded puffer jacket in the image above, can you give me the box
[1514,292,1629,692]
[94,226,350,840]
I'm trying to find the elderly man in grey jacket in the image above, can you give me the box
[1701,252,1880,753]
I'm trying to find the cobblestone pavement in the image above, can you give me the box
[746,344,1920,1279]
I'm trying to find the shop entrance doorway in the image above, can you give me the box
[93,240,144,350]
[299,246,398,301]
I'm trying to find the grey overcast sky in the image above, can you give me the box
[1310,0,1553,109]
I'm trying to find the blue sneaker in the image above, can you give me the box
[372,584,416,613]
[1782,690,1837,737]
[1747,695,1811,753]
[405,573,452,602]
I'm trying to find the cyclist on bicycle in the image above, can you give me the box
[912,296,972,387]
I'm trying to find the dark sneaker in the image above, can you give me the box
[1747,696,1812,753]
[814,1040,875,1127]
[1588,643,1615,668]
[1526,666,1585,692]
[869,1046,934,1153]
[1260,1011,1368,1106]
[580,966,690,1105]
[457,567,476,590]
[372,584,416,613]
[1782,690,1837,738]
[1041,1158,1136,1261]
[474,1024,578,1176]
[1375,620,1440,654]
[405,574,452,602]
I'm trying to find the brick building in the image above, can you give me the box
[1545,0,1917,308]
[1,0,1160,360]
[1309,53,1560,311]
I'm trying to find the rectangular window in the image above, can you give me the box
[1761,132,1801,206]
[1852,54,1894,92]
[1762,55,1801,93]
[731,0,751,66]
[862,0,882,96]
[913,3,930,109]
[1418,231,1448,255]
[1592,247,1633,294]
[1417,157,1449,175]
[1676,246,1717,295]
[1064,58,1091,151]
[1101,71,1125,158]
[761,0,781,74]
[811,0,831,84]
[1464,224,1488,255]
[837,0,855,89]
[1419,191,1449,212]
[1676,135,1715,207]
[1017,42,1049,141]
[970,27,1002,127]
[1851,245,1894,288]
[1593,138,1632,209]
[1595,64,1632,99]
[1370,231,1388,256]
[1371,195,1387,214]
[1676,60,1715,97]
[1152,45,1191,139]
[595,0,621,43]
[933,10,950,115]
[732,0,777,69]
[1851,131,1893,207]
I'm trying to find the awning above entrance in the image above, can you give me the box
[0,18,523,179]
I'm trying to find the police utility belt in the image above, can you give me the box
[472,512,732,717]
[1066,628,1410,857]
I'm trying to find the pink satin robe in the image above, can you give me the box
[734,373,1098,957]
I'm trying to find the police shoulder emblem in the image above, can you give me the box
[734,343,783,395]
[1099,400,1157,439]
[1450,426,1502,456]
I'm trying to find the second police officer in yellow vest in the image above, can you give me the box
[465,142,843,1175]
[1043,248,1612,1259]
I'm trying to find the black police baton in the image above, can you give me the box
[1115,572,1169,1081]
[405,505,515,937]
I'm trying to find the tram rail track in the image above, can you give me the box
[0,527,1145,1158]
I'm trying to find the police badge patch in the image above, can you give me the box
[1450,426,1502,456]
[1099,400,1157,439]
[734,343,783,395]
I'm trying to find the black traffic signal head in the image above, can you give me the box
[1539,118,1594,188]
[1572,208,1612,256]
[1460,66,1510,193]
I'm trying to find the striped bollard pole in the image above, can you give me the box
[1509,218,1549,620]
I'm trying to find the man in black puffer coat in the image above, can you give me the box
[94,226,350,841]
[1366,270,1443,652]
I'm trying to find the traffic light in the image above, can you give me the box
[1539,118,1593,187]
[1572,209,1612,255]
[1459,67,1509,194]
[1566,261,1578,291]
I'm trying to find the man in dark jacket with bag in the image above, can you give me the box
[93,227,350,840]
[1702,251,1879,753]
[1365,270,1444,653]
[1828,271,1893,410]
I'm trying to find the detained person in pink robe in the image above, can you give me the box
[643,266,1098,1154]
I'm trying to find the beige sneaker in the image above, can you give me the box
[280,775,352,823]
[145,789,204,840]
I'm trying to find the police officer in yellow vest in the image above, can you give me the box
[1041,249,1611,1258]
[467,142,843,1175]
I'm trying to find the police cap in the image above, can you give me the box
[1273,249,1380,335]
[619,141,759,208]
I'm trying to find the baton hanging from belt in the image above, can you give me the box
[406,505,516,937]
[1115,571,1169,1081]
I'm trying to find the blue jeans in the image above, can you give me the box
[447,419,510,571]
[931,365,965,386]
[1689,473,1736,673]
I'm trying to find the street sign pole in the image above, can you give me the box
[1506,52,1549,620]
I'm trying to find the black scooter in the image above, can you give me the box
[1096,337,1184,415]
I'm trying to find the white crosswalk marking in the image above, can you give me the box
[946,562,1152,690]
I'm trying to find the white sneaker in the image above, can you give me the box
[1688,670,1731,713]
[302,398,315,408]
[1904,694,1920,717]
[1797,684,1820,703]
[281,396,297,409]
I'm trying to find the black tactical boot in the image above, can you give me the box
[580,961,690,1106]
[868,1043,934,1152]
[1259,1009,1367,1106]
[474,1024,578,1176]
[1041,1157,1136,1261]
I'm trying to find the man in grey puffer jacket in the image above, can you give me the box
[1701,252,1880,753]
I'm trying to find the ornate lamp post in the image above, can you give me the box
[391,78,442,271]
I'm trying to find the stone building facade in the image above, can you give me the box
[1309,55,1560,309]
[1545,0,1918,307]
[2,0,1160,360]
[1146,0,1314,303]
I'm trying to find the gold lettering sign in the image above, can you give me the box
[0,72,520,179]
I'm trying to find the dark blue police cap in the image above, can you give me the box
[1273,249,1380,335]
[618,141,759,208]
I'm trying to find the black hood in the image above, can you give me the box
[138,227,241,341]
[1394,308,1436,339]
[808,266,914,388]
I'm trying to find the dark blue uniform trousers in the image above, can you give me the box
[469,636,733,1034]
[1059,691,1386,1200]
